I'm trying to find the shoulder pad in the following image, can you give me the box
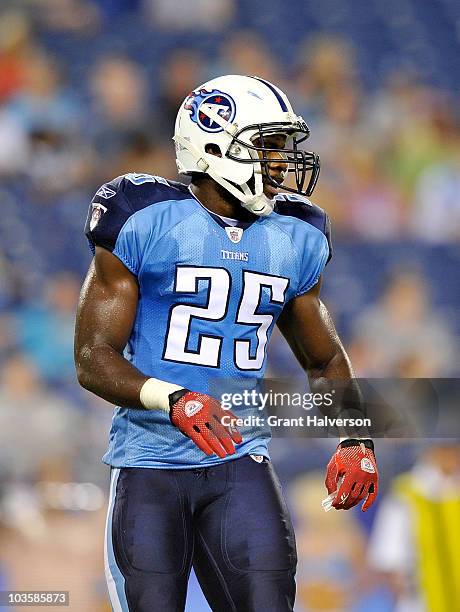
[121,173,190,209]
[274,193,333,263]
[85,174,189,254]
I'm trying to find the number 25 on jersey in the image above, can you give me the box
[163,266,289,370]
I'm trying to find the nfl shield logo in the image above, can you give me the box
[225,226,243,243]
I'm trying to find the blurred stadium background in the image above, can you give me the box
[0,0,459,610]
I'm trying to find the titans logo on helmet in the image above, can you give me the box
[184,88,236,133]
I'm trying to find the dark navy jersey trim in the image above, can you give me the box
[85,175,191,255]
[204,209,256,231]
[206,211,255,231]
[273,197,333,263]
[187,186,257,231]
[251,76,288,112]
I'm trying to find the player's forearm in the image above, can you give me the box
[306,342,354,381]
[75,342,148,408]
[307,348,369,438]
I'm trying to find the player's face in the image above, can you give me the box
[255,134,289,199]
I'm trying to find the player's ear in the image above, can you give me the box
[205,143,222,157]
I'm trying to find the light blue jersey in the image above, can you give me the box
[85,173,332,468]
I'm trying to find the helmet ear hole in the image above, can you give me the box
[205,143,222,157]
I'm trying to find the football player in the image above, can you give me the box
[75,75,378,612]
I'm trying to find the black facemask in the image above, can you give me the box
[226,120,320,197]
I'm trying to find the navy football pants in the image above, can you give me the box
[104,456,297,611]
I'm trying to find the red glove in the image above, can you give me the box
[169,390,243,458]
[325,439,378,512]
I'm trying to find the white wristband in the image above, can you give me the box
[140,378,183,412]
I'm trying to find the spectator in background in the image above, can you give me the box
[0,10,33,103]
[214,29,282,86]
[374,83,452,200]
[293,35,359,123]
[12,273,81,384]
[155,49,207,134]
[0,11,33,175]
[289,473,376,611]
[0,351,107,610]
[368,442,460,612]
[88,55,151,173]
[362,72,422,155]
[108,131,177,181]
[0,105,29,175]
[0,310,17,362]
[3,47,92,194]
[7,49,82,136]
[292,35,368,231]
[348,271,458,376]
[143,0,234,31]
[0,353,79,487]
[26,126,95,199]
[340,147,404,240]
[411,143,460,242]
[28,0,100,33]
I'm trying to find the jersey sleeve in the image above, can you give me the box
[296,229,330,296]
[111,214,143,276]
[85,176,134,255]
[84,173,192,276]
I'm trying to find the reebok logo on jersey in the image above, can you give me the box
[225,226,243,243]
[361,457,375,473]
[184,400,204,417]
[96,185,117,199]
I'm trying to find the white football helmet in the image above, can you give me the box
[173,74,320,216]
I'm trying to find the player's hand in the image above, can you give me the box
[325,439,378,512]
[169,390,243,458]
